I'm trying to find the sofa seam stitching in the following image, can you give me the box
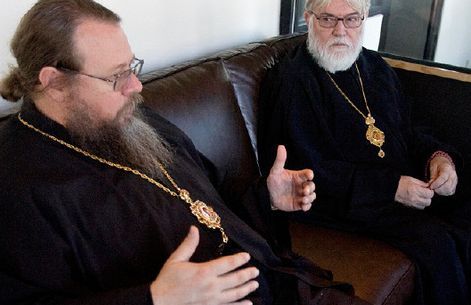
[381,262,415,305]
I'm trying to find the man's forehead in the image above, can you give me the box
[318,0,359,14]
[73,19,133,72]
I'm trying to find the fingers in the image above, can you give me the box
[417,185,435,199]
[267,145,316,212]
[295,169,314,182]
[409,176,430,188]
[396,176,434,209]
[411,184,434,209]
[433,174,458,196]
[205,255,259,304]
[428,172,448,190]
[220,279,259,304]
[270,145,287,173]
[219,266,259,291]
[167,226,199,263]
[294,180,316,211]
[297,181,315,199]
[301,180,316,195]
[429,166,458,196]
[297,194,315,211]
[410,197,432,210]
[206,252,252,276]
[401,195,432,210]
[300,202,313,211]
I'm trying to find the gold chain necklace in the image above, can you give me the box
[326,63,386,158]
[17,113,229,245]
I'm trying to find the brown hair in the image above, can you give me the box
[0,0,121,102]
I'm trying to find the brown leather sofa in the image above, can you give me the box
[140,33,471,305]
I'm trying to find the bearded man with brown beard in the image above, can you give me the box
[0,1,374,305]
[258,0,471,305]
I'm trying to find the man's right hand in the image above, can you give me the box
[150,226,260,305]
[395,176,434,209]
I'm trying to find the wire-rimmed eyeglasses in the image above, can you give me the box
[58,57,144,91]
[307,11,364,28]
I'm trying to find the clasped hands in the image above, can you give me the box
[395,154,457,209]
[150,145,315,304]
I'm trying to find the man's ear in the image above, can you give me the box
[38,66,69,102]
[38,67,63,91]
[304,11,312,27]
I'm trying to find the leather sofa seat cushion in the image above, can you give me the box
[290,222,415,305]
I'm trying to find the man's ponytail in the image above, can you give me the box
[1,67,26,102]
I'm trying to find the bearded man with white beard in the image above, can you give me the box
[258,0,471,304]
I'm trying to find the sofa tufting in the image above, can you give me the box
[140,33,471,305]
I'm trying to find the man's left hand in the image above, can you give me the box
[267,145,316,212]
[428,155,458,196]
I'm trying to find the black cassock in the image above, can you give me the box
[258,42,471,305]
[0,102,366,305]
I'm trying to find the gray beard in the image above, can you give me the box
[306,23,364,73]
[65,94,174,180]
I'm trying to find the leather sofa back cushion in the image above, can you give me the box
[141,58,260,210]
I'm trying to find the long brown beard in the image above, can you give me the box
[64,93,174,180]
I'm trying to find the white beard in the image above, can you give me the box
[307,24,364,73]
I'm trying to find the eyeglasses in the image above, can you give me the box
[307,11,364,28]
[58,57,144,91]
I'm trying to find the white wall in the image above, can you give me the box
[434,0,471,68]
[0,0,280,114]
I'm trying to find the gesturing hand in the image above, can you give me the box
[151,226,259,305]
[428,155,458,196]
[267,145,316,212]
[395,176,434,209]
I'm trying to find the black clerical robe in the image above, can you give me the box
[258,42,471,305]
[258,43,457,224]
[0,102,359,305]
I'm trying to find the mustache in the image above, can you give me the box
[327,37,353,48]
[115,93,144,121]
[129,92,144,105]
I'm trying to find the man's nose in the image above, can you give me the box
[122,73,143,96]
[332,19,347,36]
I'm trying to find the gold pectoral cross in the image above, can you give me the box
[365,115,385,158]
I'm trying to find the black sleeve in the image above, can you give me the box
[0,275,152,305]
[0,196,154,305]
[258,63,400,221]
[390,67,463,178]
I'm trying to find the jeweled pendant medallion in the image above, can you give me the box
[190,200,221,229]
[190,200,229,243]
[366,124,386,158]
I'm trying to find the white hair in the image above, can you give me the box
[304,0,371,15]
